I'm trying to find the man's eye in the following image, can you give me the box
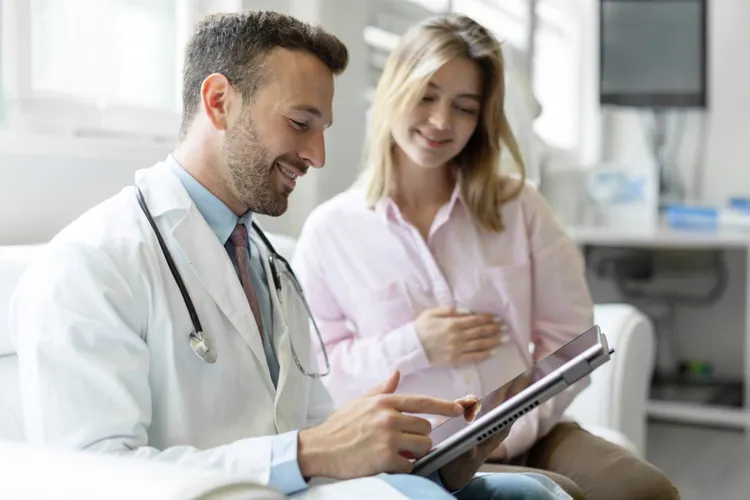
[291,120,308,131]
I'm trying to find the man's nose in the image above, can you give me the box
[299,131,326,169]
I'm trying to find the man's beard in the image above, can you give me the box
[223,113,289,217]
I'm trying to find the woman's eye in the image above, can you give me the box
[421,96,436,103]
[456,106,478,115]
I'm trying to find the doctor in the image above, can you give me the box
[8,10,553,500]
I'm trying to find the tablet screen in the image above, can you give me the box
[428,325,599,447]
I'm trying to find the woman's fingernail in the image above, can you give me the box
[493,317,503,323]
[500,333,511,343]
[499,324,510,332]
[457,307,472,315]
[490,348,499,356]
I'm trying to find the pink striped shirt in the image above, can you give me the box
[292,181,594,459]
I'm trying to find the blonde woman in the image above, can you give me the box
[294,14,679,500]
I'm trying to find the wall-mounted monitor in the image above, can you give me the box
[599,0,708,108]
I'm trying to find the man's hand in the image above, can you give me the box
[415,307,509,367]
[439,369,533,490]
[438,396,511,491]
[297,370,463,480]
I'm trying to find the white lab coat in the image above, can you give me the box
[9,161,405,499]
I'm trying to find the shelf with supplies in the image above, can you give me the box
[567,224,750,431]
[649,373,745,428]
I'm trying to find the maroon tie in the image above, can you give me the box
[230,223,265,342]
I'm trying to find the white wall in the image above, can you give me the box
[700,0,750,205]
[0,134,170,245]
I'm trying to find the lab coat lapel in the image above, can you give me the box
[138,162,273,390]
[172,212,271,375]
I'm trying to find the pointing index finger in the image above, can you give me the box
[386,394,464,417]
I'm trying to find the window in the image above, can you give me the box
[532,0,583,151]
[452,0,529,49]
[365,0,449,102]
[0,0,245,143]
[30,0,178,112]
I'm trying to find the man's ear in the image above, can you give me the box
[200,73,238,131]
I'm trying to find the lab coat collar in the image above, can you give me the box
[134,160,192,218]
[165,156,255,247]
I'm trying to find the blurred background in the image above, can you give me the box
[1,1,749,498]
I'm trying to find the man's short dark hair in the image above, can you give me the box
[180,10,349,138]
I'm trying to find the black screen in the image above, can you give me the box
[428,326,600,447]
[600,0,707,107]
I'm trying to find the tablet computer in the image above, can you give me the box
[412,325,613,477]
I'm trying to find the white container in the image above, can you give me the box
[586,161,659,231]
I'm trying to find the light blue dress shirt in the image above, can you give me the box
[168,156,307,494]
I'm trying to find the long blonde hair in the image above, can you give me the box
[359,14,526,232]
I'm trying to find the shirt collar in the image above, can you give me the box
[374,177,466,223]
[166,155,253,245]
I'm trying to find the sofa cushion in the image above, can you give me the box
[0,245,46,356]
[0,244,44,442]
[0,356,23,441]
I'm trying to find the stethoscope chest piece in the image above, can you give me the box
[189,332,217,364]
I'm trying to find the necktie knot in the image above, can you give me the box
[230,223,248,249]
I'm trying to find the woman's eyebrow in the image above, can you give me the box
[428,82,480,102]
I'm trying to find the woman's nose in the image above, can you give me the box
[428,102,451,130]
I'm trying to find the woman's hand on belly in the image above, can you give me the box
[415,307,510,367]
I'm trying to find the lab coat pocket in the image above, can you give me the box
[351,281,415,338]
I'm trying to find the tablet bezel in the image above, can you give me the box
[411,326,611,477]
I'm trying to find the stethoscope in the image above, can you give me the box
[135,186,330,378]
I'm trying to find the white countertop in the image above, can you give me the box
[566,225,750,249]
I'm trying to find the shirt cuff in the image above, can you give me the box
[269,430,308,495]
[382,322,431,376]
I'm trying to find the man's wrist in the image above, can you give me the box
[297,427,327,479]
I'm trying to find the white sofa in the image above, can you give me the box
[0,240,655,495]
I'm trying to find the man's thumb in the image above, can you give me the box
[364,370,400,397]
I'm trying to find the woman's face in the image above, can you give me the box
[391,56,483,170]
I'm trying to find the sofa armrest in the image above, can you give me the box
[564,303,655,456]
[0,439,287,500]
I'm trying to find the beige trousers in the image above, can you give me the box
[482,423,681,500]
